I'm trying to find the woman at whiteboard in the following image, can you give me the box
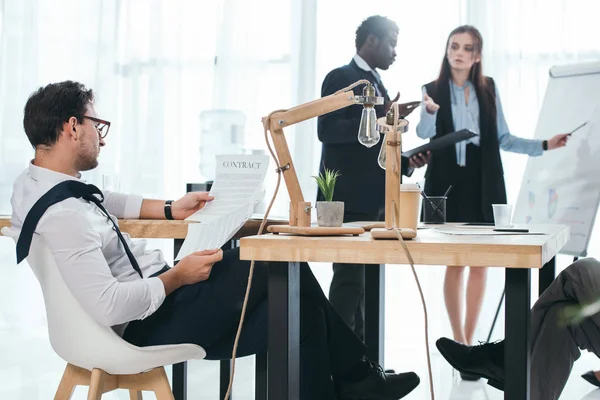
[416,25,569,380]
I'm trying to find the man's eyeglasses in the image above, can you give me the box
[82,115,111,139]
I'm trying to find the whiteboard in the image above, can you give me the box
[514,61,600,257]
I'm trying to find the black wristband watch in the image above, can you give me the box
[542,140,548,151]
[164,200,174,220]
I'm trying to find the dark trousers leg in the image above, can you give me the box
[330,263,365,340]
[329,211,377,341]
[529,258,600,400]
[124,247,366,399]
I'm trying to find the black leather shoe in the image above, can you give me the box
[337,361,420,400]
[582,371,600,387]
[436,337,504,390]
[460,371,481,381]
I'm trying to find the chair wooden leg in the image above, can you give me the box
[129,390,143,400]
[151,368,175,400]
[54,363,91,400]
[118,367,173,400]
[88,369,108,400]
[54,364,172,400]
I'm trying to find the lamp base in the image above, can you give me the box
[370,227,417,240]
[267,225,364,236]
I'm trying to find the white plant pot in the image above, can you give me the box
[316,201,344,227]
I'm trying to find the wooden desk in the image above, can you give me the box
[1,216,275,241]
[1,216,283,400]
[240,224,570,400]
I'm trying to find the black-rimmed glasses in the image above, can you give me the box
[82,115,111,139]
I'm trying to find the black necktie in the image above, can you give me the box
[373,75,389,102]
[16,180,143,278]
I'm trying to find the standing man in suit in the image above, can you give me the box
[317,15,429,340]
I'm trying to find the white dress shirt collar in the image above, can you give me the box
[353,54,382,82]
[27,161,82,184]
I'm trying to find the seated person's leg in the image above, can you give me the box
[329,263,366,339]
[124,247,270,348]
[435,258,600,400]
[206,297,337,399]
[125,247,420,399]
[530,257,600,399]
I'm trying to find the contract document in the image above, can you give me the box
[175,154,269,260]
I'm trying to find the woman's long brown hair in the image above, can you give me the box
[436,25,495,115]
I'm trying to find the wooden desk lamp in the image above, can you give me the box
[369,103,417,240]
[264,80,414,238]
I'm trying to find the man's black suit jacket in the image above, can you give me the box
[317,59,411,219]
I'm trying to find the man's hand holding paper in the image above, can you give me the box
[171,192,215,220]
[175,154,269,260]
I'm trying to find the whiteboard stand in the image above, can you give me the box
[489,61,600,341]
[513,61,600,258]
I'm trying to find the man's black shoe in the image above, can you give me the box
[337,361,420,400]
[436,337,505,390]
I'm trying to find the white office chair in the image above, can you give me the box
[1,227,206,400]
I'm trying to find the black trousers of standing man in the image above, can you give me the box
[123,247,368,399]
[329,210,381,341]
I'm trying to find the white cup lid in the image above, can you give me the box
[400,183,422,192]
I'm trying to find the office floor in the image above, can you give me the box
[0,240,598,399]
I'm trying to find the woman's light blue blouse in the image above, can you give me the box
[416,80,543,166]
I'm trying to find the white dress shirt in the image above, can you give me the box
[353,54,385,96]
[11,163,167,335]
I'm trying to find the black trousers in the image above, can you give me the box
[329,210,382,341]
[123,247,367,399]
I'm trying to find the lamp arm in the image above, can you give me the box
[267,93,371,133]
[260,79,376,226]
[334,78,373,94]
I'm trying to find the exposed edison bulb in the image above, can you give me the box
[377,133,387,169]
[357,106,380,148]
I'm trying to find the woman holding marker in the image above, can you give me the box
[416,25,569,380]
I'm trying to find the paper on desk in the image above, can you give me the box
[175,154,270,260]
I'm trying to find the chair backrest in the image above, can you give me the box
[1,226,205,374]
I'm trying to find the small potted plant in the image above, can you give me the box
[312,167,343,227]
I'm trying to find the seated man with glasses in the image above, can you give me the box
[9,80,421,400]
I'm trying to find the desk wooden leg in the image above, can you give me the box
[268,261,300,400]
[172,239,187,400]
[364,264,385,365]
[538,257,555,297]
[505,268,531,400]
